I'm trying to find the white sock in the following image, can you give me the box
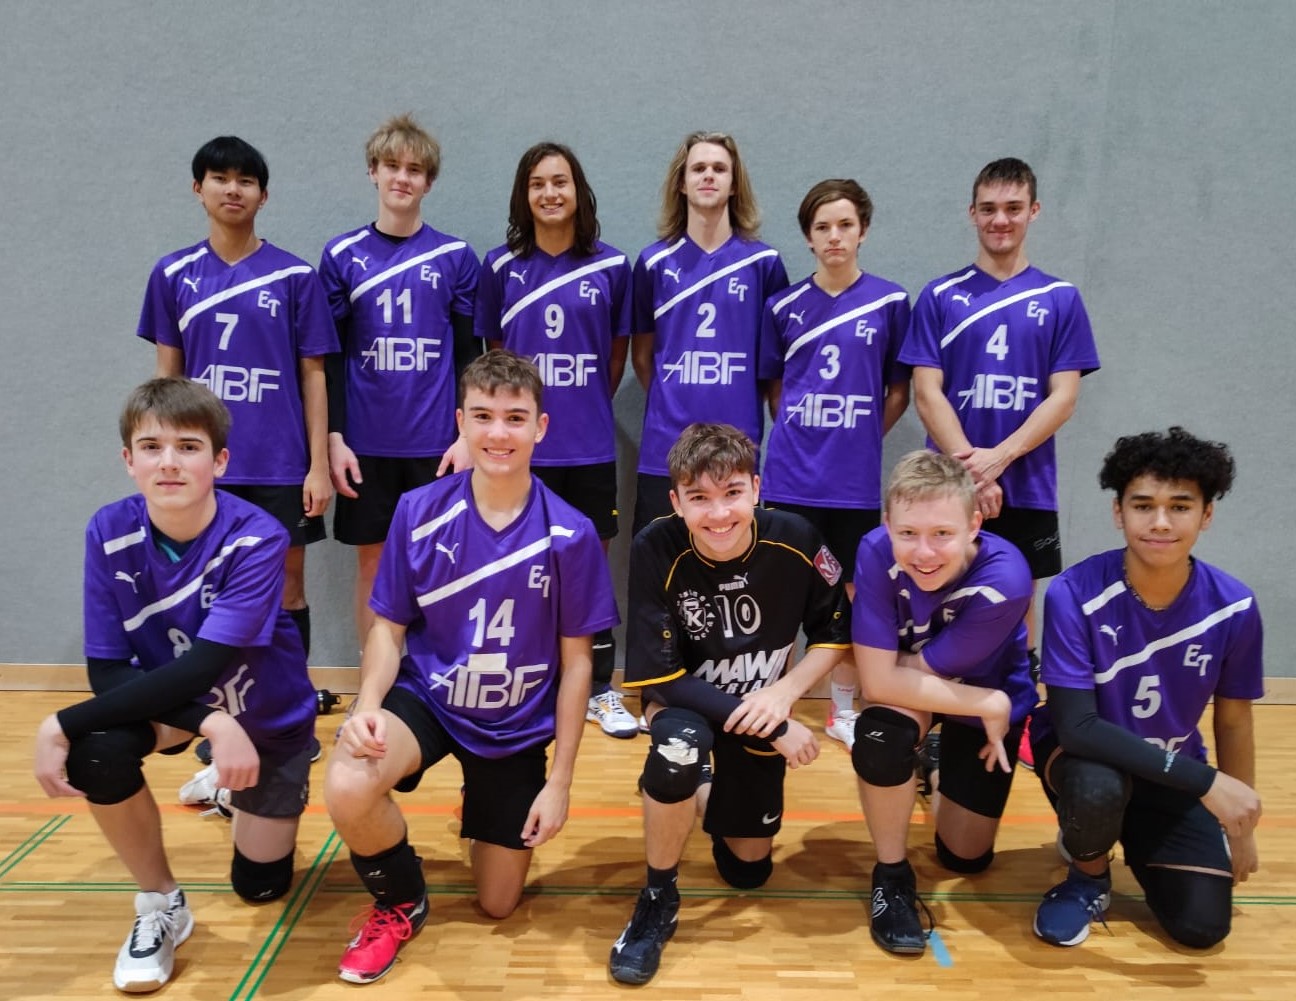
[830,681,856,716]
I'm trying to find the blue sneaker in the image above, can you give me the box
[609,886,679,984]
[1034,866,1111,946]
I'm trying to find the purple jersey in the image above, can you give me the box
[1033,550,1264,764]
[476,242,631,465]
[371,471,619,758]
[758,273,911,509]
[138,241,338,485]
[852,527,1036,726]
[319,224,479,457]
[900,265,1099,510]
[633,235,788,475]
[82,493,315,753]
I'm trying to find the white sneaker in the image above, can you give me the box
[638,714,650,734]
[824,708,860,750]
[178,765,232,818]
[587,690,639,739]
[114,889,194,992]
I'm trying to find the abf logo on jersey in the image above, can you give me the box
[676,589,716,640]
[440,653,547,710]
[813,546,842,586]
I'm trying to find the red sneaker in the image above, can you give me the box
[337,896,428,984]
[1018,715,1035,771]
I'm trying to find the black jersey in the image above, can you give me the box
[624,508,849,697]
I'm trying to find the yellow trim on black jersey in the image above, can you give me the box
[621,667,686,690]
[757,538,818,568]
[807,642,852,652]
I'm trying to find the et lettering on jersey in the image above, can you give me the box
[623,508,849,697]
[758,272,911,509]
[475,242,631,465]
[82,493,315,753]
[632,235,789,476]
[370,471,619,759]
[319,224,480,457]
[851,527,1036,727]
[137,240,339,485]
[1033,549,1264,764]
[900,264,1100,510]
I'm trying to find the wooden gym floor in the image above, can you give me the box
[1,692,1292,999]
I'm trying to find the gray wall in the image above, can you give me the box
[2,1,1292,675]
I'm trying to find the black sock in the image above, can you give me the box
[874,858,915,883]
[646,864,678,894]
[592,628,616,688]
[351,838,425,906]
[289,606,311,657]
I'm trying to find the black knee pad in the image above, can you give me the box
[231,848,294,903]
[934,832,995,874]
[64,723,154,805]
[1135,864,1232,949]
[1055,757,1130,863]
[641,708,713,805]
[712,836,773,890]
[852,707,921,787]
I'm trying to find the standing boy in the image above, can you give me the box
[1029,428,1262,949]
[850,451,1036,955]
[476,141,635,738]
[34,378,316,993]
[901,157,1099,674]
[610,423,849,985]
[138,136,337,658]
[320,114,480,650]
[759,178,911,750]
[631,132,788,533]
[323,351,618,985]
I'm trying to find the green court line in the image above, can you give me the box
[0,880,232,892]
[0,815,70,879]
[228,830,341,1001]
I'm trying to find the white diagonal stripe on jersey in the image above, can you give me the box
[938,281,1074,349]
[121,535,263,632]
[644,238,687,272]
[410,499,469,543]
[490,249,519,273]
[654,249,780,320]
[945,584,1009,605]
[499,256,626,327]
[164,246,210,278]
[931,269,976,297]
[1081,580,1127,616]
[178,266,314,331]
[328,230,371,257]
[416,524,576,608]
[772,283,812,314]
[103,527,147,555]
[786,291,909,360]
[1093,597,1254,685]
[350,243,468,302]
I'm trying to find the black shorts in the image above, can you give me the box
[762,501,880,583]
[333,455,443,546]
[932,718,1023,820]
[1032,732,1231,873]
[534,461,619,539]
[701,727,788,840]
[382,686,548,850]
[632,473,675,537]
[981,505,1060,578]
[219,484,326,547]
[228,741,313,819]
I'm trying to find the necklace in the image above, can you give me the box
[1122,556,1193,612]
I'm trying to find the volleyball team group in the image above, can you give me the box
[31,116,1263,991]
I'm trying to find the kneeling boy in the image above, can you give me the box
[34,378,316,993]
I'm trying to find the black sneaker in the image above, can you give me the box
[194,738,213,765]
[915,731,940,798]
[870,863,933,955]
[609,886,679,984]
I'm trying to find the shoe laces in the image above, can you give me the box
[629,889,675,937]
[1053,872,1112,936]
[876,874,936,939]
[598,690,628,714]
[131,906,179,952]
[349,902,419,946]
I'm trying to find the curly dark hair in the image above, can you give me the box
[1098,427,1236,502]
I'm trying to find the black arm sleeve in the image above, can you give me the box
[325,348,346,435]
[87,657,215,736]
[644,674,788,738]
[1047,684,1215,797]
[58,640,238,740]
[452,312,481,388]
